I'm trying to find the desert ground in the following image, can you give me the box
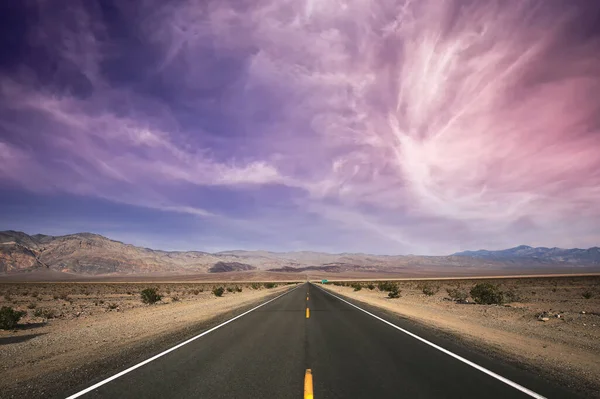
[0,281,297,398]
[320,275,600,397]
[1,275,599,398]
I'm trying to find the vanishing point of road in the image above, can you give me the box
[64,283,580,399]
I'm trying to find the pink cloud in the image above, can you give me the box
[1,0,599,253]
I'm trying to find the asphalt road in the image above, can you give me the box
[65,283,580,398]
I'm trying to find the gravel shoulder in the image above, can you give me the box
[320,276,600,398]
[0,283,295,398]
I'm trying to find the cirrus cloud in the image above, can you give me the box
[0,0,599,254]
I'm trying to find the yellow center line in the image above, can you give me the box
[304,369,314,399]
[306,307,310,318]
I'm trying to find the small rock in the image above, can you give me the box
[581,311,586,314]
[540,317,550,322]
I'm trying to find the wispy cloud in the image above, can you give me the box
[0,0,599,253]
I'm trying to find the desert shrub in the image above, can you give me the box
[107,303,118,310]
[171,296,180,302]
[251,283,260,290]
[351,283,362,291]
[192,289,201,295]
[470,283,504,305]
[446,287,468,302]
[378,281,397,292]
[31,292,39,298]
[53,295,59,300]
[140,288,162,304]
[264,282,276,289]
[504,289,521,302]
[213,287,225,297]
[421,284,439,296]
[59,293,70,301]
[27,302,37,309]
[33,308,56,319]
[235,286,243,292]
[367,284,375,290]
[0,307,26,329]
[388,286,401,299]
[582,291,593,299]
[226,287,234,293]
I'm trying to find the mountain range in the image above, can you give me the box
[0,231,598,278]
[453,245,600,263]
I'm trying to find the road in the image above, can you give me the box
[65,283,579,398]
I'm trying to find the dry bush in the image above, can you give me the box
[388,286,401,299]
[33,308,56,319]
[446,287,468,302]
[378,281,397,292]
[420,284,439,296]
[470,283,504,305]
[0,306,26,329]
[140,288,162,304]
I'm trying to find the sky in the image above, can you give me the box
[0,0,599,255]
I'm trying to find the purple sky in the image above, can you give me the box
[1,0,599,254]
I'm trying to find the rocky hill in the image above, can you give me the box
[1,231,598,277]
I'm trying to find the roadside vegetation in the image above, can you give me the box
[419,283,439,296]
[0,306,26,329]
[0,281,298,324]
[140,288,162,304]
[319,276,600,309]
[469,283,504,305]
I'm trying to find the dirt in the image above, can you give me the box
[0,282,295,398]
[321,276,600,397]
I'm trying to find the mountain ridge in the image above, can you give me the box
[1,230,599,276]
[453,245,600,263]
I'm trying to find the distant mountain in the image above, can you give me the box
[208,262,256,273]
[0,230,274,275]
[1,231,598,277]
[453,245,600,264]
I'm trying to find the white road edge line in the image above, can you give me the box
[65,283,303,399]
[315,284,546,399]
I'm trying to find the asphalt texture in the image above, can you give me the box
[65,283,581,398]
